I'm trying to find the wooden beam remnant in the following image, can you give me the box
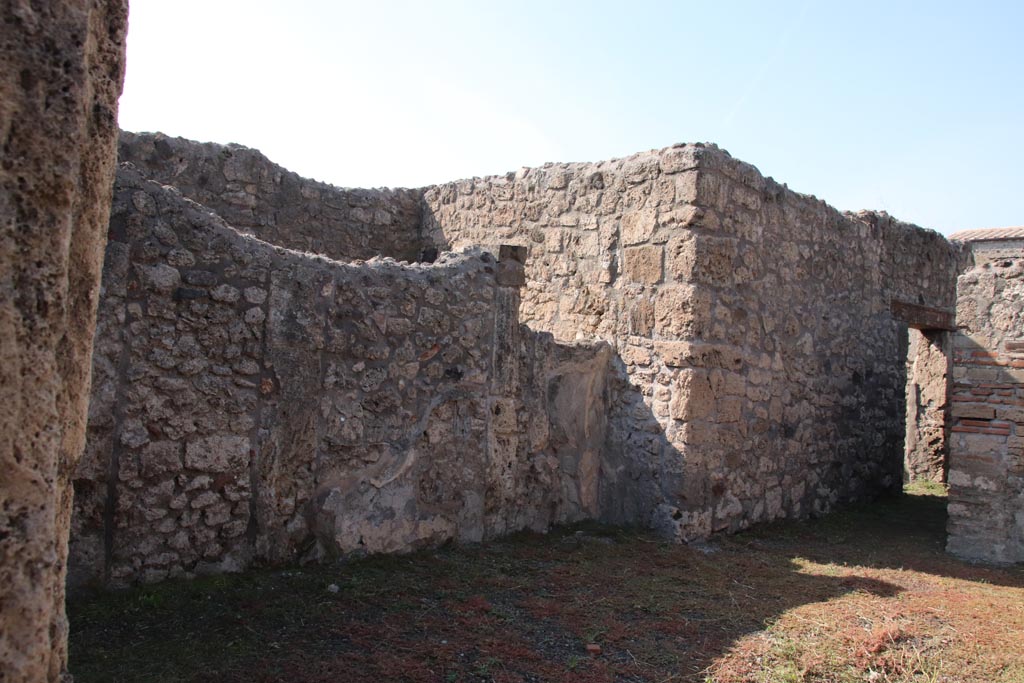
[890,300,956,331]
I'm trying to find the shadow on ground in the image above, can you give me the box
[69,488,1024,683]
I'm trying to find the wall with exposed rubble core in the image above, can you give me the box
[423,144,961,540]
[118,131,430,263]
[72,133,978,586]
[947,255,1024,563]
[905,329,951,482]
[70,163,608,586]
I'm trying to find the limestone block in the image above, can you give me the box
[211,284,241,303]
[666,233,696,280]
[716,396,744,423]
[623,245,663,285]
[628,297,655,336]
[137,263,181,292]
[0,1,128,679]
[658,146,700,175]
[621,208,657,245]
[623,156,660,185]
[654,284,710,338]
[669,369,715,421]
[674,171,699,204]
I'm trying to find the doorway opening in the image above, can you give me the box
[904,327,951,484]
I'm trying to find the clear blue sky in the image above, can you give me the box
[119,0,1023,235]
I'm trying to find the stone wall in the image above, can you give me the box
[905,329,951,482]
[422,147,709,532]
[70,166,609,586]
[947,255,1024,563]
[0,1,127,680]
[72,133,987,588]
[423,145,961,540]
[118,131,429,263]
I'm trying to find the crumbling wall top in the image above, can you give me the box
[118,131,429,263]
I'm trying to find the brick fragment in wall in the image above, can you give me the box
[947,256,1024,563]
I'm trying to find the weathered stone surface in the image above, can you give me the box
[947,255,1024,563]
[905,329,950,482]
[891,300,956,331]
[425,143,962,542]
[72,129,1016,597]
[71,164,611,585]
[0,2,127,680]
[118,132,428,263]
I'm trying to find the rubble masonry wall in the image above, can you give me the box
[70,164,609,586]
[905,329,951,483]
[71,134,981,587]
[118,131,429,263]
[424,145,960,539]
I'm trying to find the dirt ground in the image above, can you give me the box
[69,483,1024,683]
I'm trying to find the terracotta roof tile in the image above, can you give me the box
[948,226,1024,242]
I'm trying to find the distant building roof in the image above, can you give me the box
[949,226,1024,242]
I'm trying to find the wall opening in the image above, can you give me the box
[904,328,951,484]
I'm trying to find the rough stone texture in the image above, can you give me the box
[0,1,127,680]
[947,254,1024,563]
[905,328,951,482]
[117,131,429,263]
[70,165,608,586]
[74,133,1013,588]
[423,145,961,541]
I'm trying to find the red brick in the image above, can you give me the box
[953,426,987,434]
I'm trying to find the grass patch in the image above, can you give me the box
[69,486,1024,682]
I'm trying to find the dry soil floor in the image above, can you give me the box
[69,483,1024,683]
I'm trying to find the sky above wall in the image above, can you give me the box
[119,0,1023,236]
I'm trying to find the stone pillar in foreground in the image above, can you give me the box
[0,2,128,680]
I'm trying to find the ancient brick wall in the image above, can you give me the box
[947,256,1024,563]
[118,132,429,262]
[70,166,608,586]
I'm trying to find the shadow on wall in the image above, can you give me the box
[69,133,967,588]
[428,193,935,563]
[68,166,910,589]
[904,327,952,484]
[70,166,622,587]
[419,143,966,554]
